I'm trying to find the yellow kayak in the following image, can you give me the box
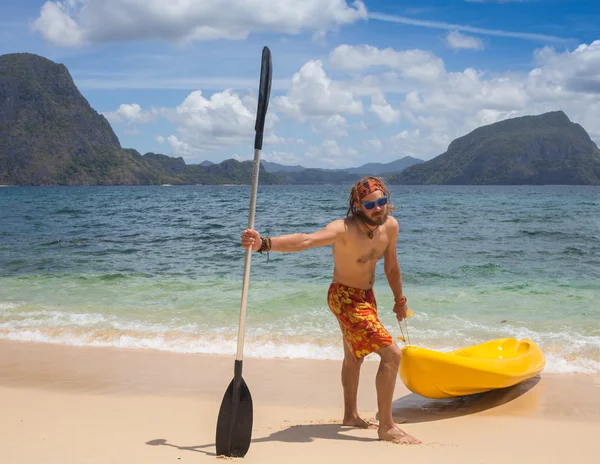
[398,338,546,399]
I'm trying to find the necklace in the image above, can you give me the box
[361,220,379,239]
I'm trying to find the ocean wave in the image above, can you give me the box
[518,230,585,239]
[54,208,86,215]
[562,247,588,255]
[0,302,19,311]
[0,322,597,374]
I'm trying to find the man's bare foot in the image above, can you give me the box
[342,415,377,430]
[378,425,421,444]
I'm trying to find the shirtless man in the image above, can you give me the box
[240,176,420,445]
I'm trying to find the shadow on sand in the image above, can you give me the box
[146,423,377,457]
[146,376,541,455]
[391,376,541,424]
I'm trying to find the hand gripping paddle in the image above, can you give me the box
[215,46,272,458]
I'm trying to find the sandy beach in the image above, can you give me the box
[0,340,599,464]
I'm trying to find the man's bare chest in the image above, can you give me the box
[352,233,388,265]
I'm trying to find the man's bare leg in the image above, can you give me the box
[340,336,376,429]
[375,344,421,444]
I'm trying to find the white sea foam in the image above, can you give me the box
[0,329,344,360]
[1,300,598,373]
[542,353,600,375]
[0,302,19,311]
[0,308,193,333]
[0,323,598,373]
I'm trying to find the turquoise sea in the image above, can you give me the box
[1,184,599,373]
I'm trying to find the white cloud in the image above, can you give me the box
[329,44,445,83]
[321,139,342,157]
[274,60,363,121]
[446,31,485,50]
[403,67,530,115]
[32,0,367,47]
[369,91,401,124]
[364,138,382,151]
[304,139,363,167]
[166,135,190,155]
[362,129,427,160]
[31,1,84,47]
[103,103,156,125]
[261,150,302,165]
[311,115,350,138]
[160,89,260,157]
[532,42,600,94]
[414,41,600,153]
[74,74,292,91]
[264,134,286,145]
[354,121,368,131]
[321,40,600,161]
[263,139,361,168]
[264,134,306,145]
[106,88,276,158]
[106,40,600,165]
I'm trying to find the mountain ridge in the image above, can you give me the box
[387,111,600,185]
[260,156,423,175]
[1,52,600,186]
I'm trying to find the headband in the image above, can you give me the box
[355,178,384,201]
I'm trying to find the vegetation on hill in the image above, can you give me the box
[387,111,600,185]
[0,53,282,186]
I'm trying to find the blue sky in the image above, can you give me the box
[1,0,600,168]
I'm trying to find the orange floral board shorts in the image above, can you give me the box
[327,283,394,359]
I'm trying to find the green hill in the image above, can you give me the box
[0,53,181,185]
[387,111,600,185]
[0,52,280,186]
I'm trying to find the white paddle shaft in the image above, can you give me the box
[236,147,261,361]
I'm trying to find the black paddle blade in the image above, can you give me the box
[215,373,253,457]
[254,46,272,151]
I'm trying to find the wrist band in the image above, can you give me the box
[394,295,407,305]
[258,236,272,253]
[393,295,407,316]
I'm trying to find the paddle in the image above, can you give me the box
[215,45,272,458]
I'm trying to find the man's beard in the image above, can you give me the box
[356,209,388,226]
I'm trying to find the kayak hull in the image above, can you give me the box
[398,338,546,399]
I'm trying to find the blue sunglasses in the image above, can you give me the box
[362,196,388,210]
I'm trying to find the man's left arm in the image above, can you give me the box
[383,217,408,320]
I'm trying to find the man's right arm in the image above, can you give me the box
[242,219,346,253]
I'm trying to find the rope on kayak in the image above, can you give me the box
[397,317,411,347]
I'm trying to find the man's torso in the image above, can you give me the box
[331,216,393,289]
